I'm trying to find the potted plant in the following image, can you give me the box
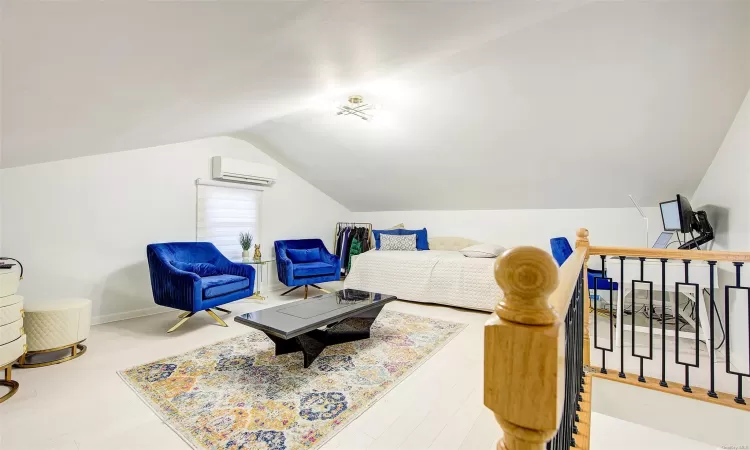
[239,232,253,262]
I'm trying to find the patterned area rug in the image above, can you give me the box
[119,310,466,450]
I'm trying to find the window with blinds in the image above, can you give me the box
[196,184,261,261]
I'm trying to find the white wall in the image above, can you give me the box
[351,207,664,253]
[593,378,750,448]
[0,136,349,323]
[692,90,750,252]
[692,88,750,370]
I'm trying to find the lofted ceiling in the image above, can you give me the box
[2,0,750,211]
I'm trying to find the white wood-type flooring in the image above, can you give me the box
[0,282,729,449]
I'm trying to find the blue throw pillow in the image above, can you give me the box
[172,261,221,277]
[287,248,321,263]
[401,228,429,250]
[373,229,402,249]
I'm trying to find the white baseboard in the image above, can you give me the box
[91,284,294,326]
[92,305,170,325]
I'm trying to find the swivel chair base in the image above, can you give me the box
[168,307,231,333]
[280,284,330,299]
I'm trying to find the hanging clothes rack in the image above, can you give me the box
[334,222,374,278]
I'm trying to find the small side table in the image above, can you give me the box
[236,259,275,301]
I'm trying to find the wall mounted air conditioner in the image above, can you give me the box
[211,156,277,186]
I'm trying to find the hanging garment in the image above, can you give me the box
[360,227,371,253]
[335,226,347,258]
[340,228,352,275]
[348,237,362,272]
[337,227,350,260]
[343,227,365,274]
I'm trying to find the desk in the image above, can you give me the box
[605,258,717,349]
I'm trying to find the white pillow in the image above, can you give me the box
[380,233,417,251]
[460,243,507,258]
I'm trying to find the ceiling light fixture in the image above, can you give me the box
[336,95,377,121]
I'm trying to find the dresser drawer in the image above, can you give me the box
[0,318,23,346]
[0,334,26,368]
[0,269,21,298]
[0,299,24,326]
[0,294,22,309]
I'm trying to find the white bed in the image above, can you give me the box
[343,237,502,312]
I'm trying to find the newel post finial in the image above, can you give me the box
[494,247,559,326]
[575,228,590,249]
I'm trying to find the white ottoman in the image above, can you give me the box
[18,298,91,368]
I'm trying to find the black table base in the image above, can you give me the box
[264,304,385,368]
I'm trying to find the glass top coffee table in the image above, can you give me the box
[235,289,396,368]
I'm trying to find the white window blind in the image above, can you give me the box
[196,184,261,261]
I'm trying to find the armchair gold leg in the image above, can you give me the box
[178,311,191,319]
[206,309,228,327]
[304,285,309,299]
[168,312,194,333]
[310,284,330,294]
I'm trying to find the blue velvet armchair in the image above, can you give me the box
[146,242,255,332]
[550,237,618,294]
[274,239,341,299]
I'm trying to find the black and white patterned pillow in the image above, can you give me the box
[380,233,417,251]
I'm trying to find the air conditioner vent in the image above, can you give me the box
[211,157,277,186]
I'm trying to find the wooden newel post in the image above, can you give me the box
[484,246,563,450]
[575,228,591,367]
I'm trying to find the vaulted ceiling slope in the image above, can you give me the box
[2,1,750,211]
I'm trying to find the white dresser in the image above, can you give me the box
[0,267,25,404]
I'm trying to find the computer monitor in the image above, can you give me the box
[676,194,696,233]
[660,200,681,231]
[659,194,714,250]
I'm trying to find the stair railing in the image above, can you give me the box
[584,229,750,410]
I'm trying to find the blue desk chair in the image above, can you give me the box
[274,239,341,299]
[550,237,618,295]
[147,242,255,333]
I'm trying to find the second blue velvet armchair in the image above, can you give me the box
[274,239,341,299]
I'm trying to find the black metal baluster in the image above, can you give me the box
[675,260,699,393]
[593,257,600,372]
[593,255,614,374]
[547,269,591,448]
[725,262,747,405]
[660,258,668,387]
[708,261,717,398]
[619,256,626,378]
[567,283,572,446]
[735,263,745,405]
[631,257,653,383]
[684,259,691,393]
[579,270,585,393]
[572,272,580,448]
[570,277,578,447]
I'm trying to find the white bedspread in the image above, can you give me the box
[344,250,501,312]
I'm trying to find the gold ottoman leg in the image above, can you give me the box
[16,341,87,368]
[0,366,19,404]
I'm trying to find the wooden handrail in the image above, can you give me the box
[589,245,750,262]
[485,243,586,450]
[550,246,586,319]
